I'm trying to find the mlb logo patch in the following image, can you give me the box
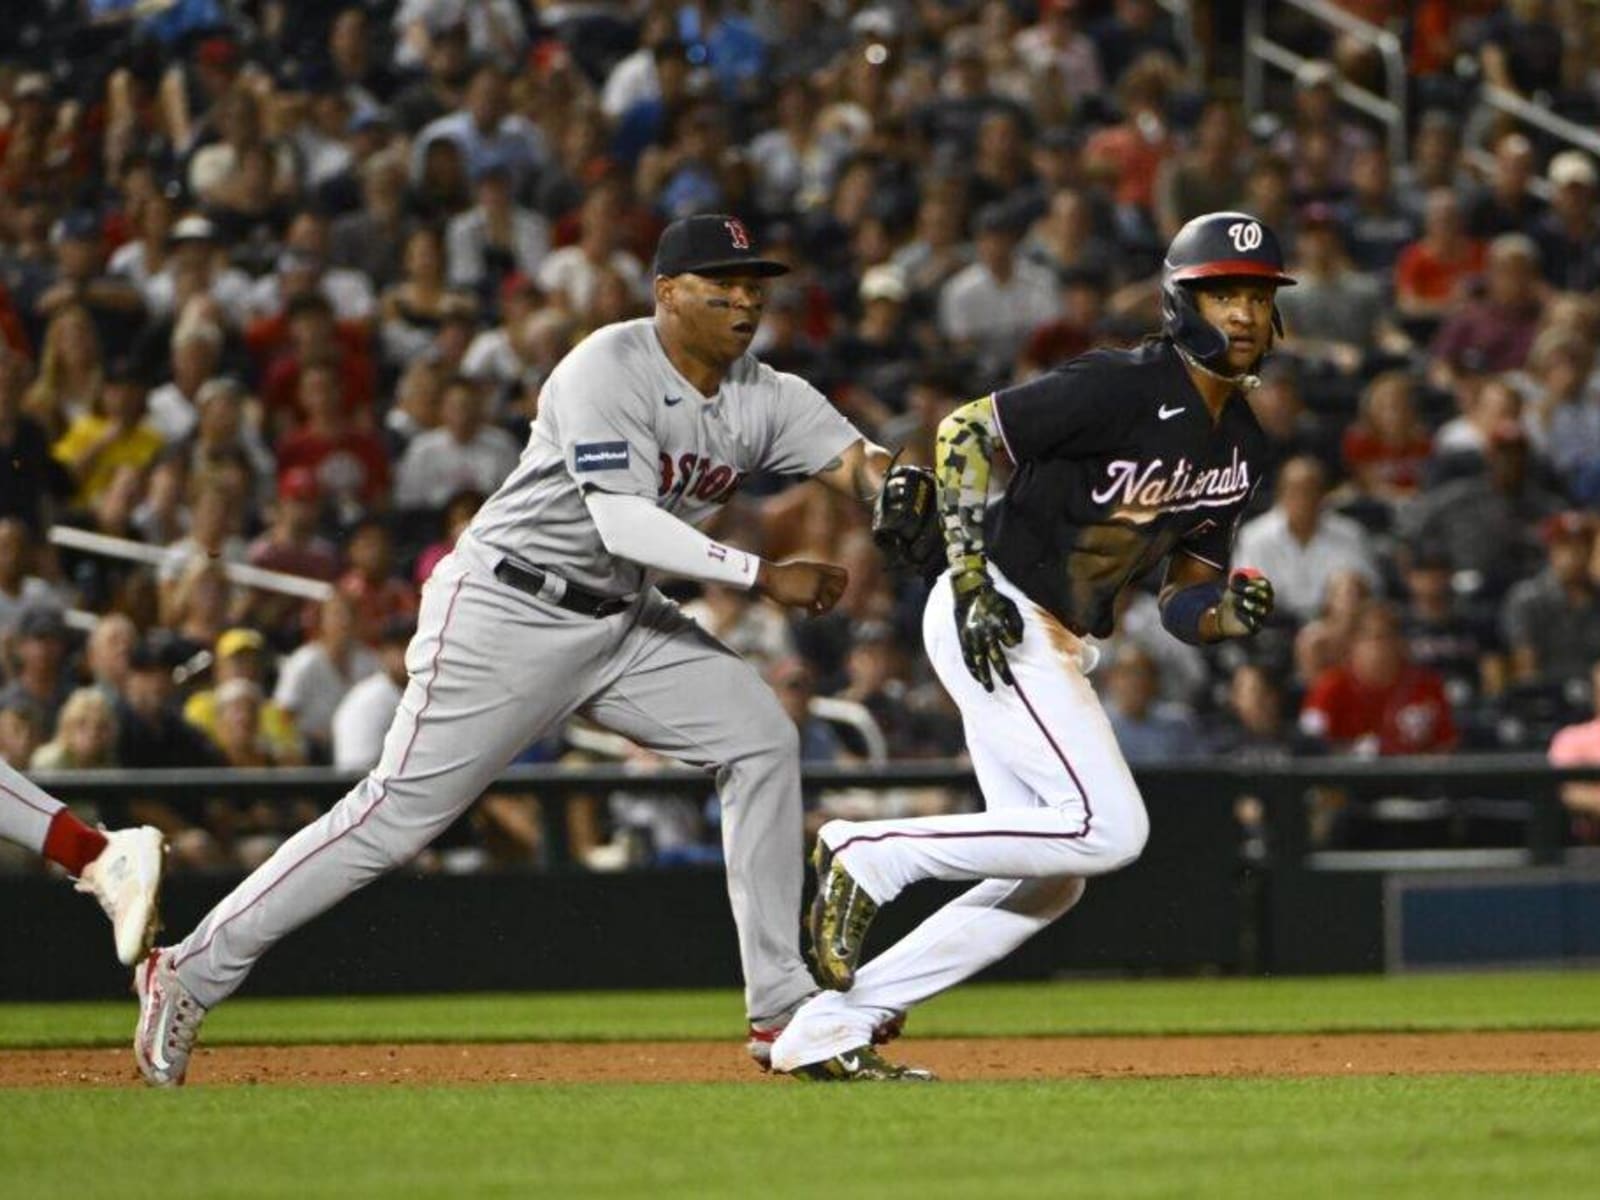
[574,441,630,472]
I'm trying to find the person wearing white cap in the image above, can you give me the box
[142,214,253,326]
[1534,151,1600,291]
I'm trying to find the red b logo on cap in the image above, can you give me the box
[725,219,750,250]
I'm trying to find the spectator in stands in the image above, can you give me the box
[447,157,551,301]
[1534,151,1600,292]
[1022,188,1116,284]
[1429,234,1545,391]
[1340,370,1433,506]
[1521,330,1600,485]
[939,203,1058,378]
[144,215,252,327]
[1277,206,1408,378]
[1300,602,1458,755]
[183,627,303,766]
[1293,568,1375,688]
[537,185,648,313]
[33,210,146,357]
[378,226,458,368]
[1403,421,1562,599]
[682,583,796,670]
[1205,662,1316,761]
[391,15,471,132]
[413,62,546,197]
[84,612,137,706]
[1082,52,1178,220]
[276,362,391,521]
[1547,658,1600,842]
[116,636,222,772]
[53,359,163,507]
[25,304,105,439]
[1475,0,1565,102]
[0,348,71,533]
[1015,0,1104,107]
[1089,0,1183,86]
[337,519,418,647]
[332,152,413,294]
[251,292,376,435]
[274,591,380,760]
[1395,189,1485,324]
[1104,644,1201,763]
[1400,546,1504,706]
[461,275,544,417]
[892,186,973,301]
[0,695,44,769]
[394,374,520,510]
[1502,513,1600,690]
[767,655,849,765]
[31,687,119,771]
[162,559,238,662]
[187,89,298,212]
[187,378,275,507]
[332,618,412,772]
[0,519,61,638]
[1244,360,1323,477]
[250,211,378,326]
[143,317,217,445]
[157,478,247,601]
[1234,456,1378,624]
[1466,132,1545,240]
[1153,98,1245,242]
[414,489,485,586]
[1340,144,1418,276]
[1273,60,1370,185]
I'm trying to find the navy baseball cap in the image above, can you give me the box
[653,214,790,278]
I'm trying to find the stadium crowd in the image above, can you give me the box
[2,0,1600,870]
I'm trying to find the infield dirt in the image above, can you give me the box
[5,1031,1599,1088]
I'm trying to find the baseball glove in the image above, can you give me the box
[871,463,943,572]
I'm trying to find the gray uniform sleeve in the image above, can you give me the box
[761,369,862,476]
[544,353,660,499]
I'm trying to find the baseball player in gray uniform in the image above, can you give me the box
[0,759,166,965]
[134,214,903,1086]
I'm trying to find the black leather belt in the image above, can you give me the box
[493,559,633,618]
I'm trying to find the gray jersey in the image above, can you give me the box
[469,318,861,595]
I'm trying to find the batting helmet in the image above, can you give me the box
[1160,212,1296,377]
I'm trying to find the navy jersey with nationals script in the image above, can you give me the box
[988,339,1267,637]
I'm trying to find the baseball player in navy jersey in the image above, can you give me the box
[133,214,917,1086]
[772,212,1289,1081]
[0,761,166,966]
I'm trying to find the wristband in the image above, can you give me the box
[1160,581,1224,645]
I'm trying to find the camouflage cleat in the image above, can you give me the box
[808,840,878,991]
[788,1045,936,1083]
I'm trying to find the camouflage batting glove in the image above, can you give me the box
[951,567,1024,691]
[1216,568,1274,639]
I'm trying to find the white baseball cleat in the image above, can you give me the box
[133,949,207,1087]
[76,826,167,966]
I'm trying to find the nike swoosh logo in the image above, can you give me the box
[150,991,172,1071]
[664,395,684,407]
[1158,405,1185,420]
[839,1054,860,1072]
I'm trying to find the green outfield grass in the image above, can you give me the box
[4,970,1600,1048]
[3,1075,1597,1199]
[5,974,1599,1199]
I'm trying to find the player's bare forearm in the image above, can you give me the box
[815,438,893,504]
[934,396,1000,575]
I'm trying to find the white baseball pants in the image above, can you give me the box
[171,533,818,1023]
[771,567,1147,1070]
[0,760,64,854]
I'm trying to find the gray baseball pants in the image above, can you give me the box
[171,533,815,1022]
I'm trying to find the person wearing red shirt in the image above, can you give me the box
[335,518,418,646]
[247,292,376,437]
[1300,602,1458,755]
[1395,189,1485,322]
[1341,370,1433,502]
[275,363,390,521]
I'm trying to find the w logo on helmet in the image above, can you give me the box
[725,219,751,250]
[1227,221,1263,252]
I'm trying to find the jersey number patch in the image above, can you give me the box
[659,452,745,504]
